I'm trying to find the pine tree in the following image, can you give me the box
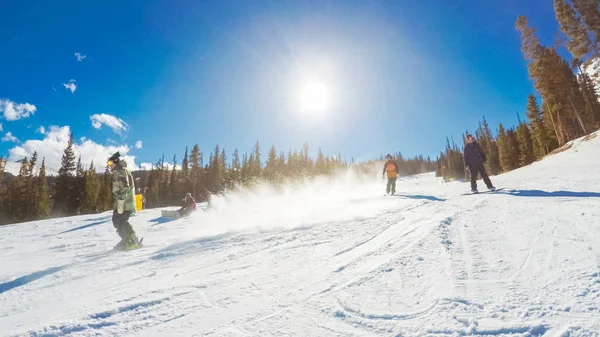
[315,148,326,175]
[181,146,189,179]
[208,145,222,193]
[475,116,502,175]
[579,72,600,127]
[254,141,262,178]
[189,145,203,199]
[83,161,99,213]
[572,0,600,53]
[74,156,86,214]
[526,94,552,159]
[266,145,277,180]
[497,124,511,172]
[28,151,38,176]
[169,154,178,204]
[555,0,599,61]
[100,165,113,211]
[301,143,309,174]
[178,146,190,198]
[157,155,169,206]
[27,152,38,218]
[516,16,586,146]
[516,122,535,167]
[37,158,50,219]
[12,158,30,221]
[54,133,77,215]
[145,165,160,208]
[508,128,521,168]
[231,148,241,184]
[241,152,249,183]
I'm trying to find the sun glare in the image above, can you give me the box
[299,81,330,113]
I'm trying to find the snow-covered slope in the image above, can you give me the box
[1,133,600,337]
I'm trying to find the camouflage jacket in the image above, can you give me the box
[112,160,136,212]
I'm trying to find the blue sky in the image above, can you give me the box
[0,0,561,171]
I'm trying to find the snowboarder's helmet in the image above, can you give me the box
[186,193,191,197]
[385,154,392,159]
[466,134,473,140]
[107,152,120,166]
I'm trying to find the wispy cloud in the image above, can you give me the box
[0,98,36,121]
[135,140,143,149]
[2,132,18,143]
[140,162,153,171]
[0,124,2,132]
[37,126,46,134]
[8,125,141,172]
[75,52,87,62]
[90,113,129,134]
[63,79,76,94]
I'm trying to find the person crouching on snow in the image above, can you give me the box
[178,193,197,216]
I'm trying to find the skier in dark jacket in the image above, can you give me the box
[382,154,399,195]
[463,134,495,193]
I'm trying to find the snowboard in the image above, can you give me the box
[114,237,144,252]
[461,188,504,196]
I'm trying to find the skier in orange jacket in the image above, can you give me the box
[382,154,399,195]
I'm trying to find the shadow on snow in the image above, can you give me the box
[499,189,600,198]
[151,232,237,260]
[149,216,179,226]
[58,220,108,234]
[392,194,446,202]
[0,265,69,294]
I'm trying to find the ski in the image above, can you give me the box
[461,188,504,196]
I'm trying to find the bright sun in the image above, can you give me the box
[299,81,330,112]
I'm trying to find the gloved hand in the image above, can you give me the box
[117,200,124,214]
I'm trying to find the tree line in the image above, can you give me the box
[436,0,600,182]
[0,136,360,225]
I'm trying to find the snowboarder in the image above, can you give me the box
[463,134,495,193]
[382,154,399,195]
[108,152,141,250]
[178,192,197,216]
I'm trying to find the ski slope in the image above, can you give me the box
[1,133,600,337]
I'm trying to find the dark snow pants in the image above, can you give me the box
[468,163,493,191]
[386,177,397,194]
[112,210,135,240]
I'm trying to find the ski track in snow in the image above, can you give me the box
[2,132,600,336]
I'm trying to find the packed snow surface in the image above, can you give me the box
[2,133,600,336]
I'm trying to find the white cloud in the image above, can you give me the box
[75,52,87,62]
[135,140,143,149]
[37,126,46,134]
[63,79,76,94]
[8,125,141,172]
[140,162,153,171]
[90,113,129,134]
[2,132,18,143]
[0,124,3,132]
[0,98,36,121]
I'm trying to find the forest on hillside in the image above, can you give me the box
[0,136,433,225]
[436,0,600,182]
